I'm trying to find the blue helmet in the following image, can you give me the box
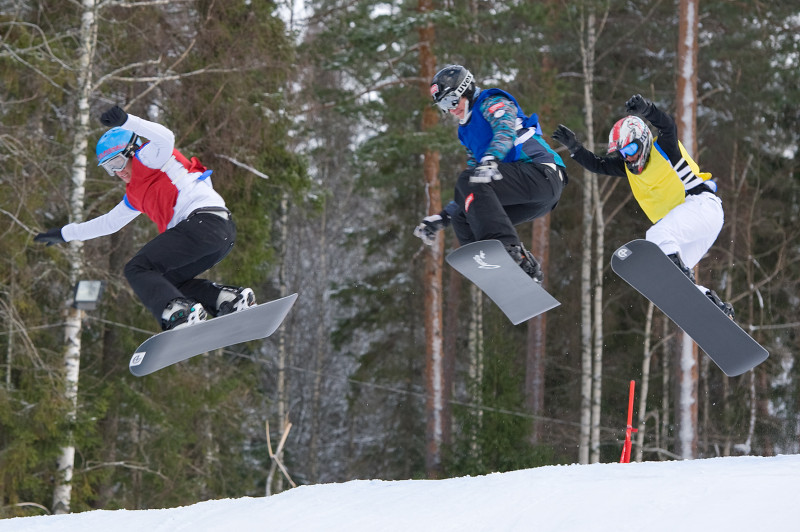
[96,127,139,175]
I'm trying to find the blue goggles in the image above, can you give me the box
[619,142,640,157]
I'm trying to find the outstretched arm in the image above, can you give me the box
[60,200,141,242]
[551,124,627,178]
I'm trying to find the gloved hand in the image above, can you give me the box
[625,94,652,116]
[413,213,450,246]
[470,156,502,184]
[551,124,582,154]
[100,105,128,127]
[34,227,66,246]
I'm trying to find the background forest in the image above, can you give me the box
[1,0,798,517]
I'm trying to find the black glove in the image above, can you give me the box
[551,124,582,154]
[100,105,128,127]
[625,94,652,116]
[413,212,451,246]
[34,227,66,247]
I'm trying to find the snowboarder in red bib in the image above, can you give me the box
[35,105,255,330]
[413,64,568,283]
[551,94,733,317]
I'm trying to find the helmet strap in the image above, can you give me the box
[121,132,139,158]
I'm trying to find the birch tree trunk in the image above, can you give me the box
[590,173,605,463]
[635,302,655,462]
[468,285,484,454]
[578,5,599,464]
[661,317,672,459]
[52,0,96,514]
[443,234,461,446]
[418,0,445,478]
[267,192,291,496]
[675,0,700,460]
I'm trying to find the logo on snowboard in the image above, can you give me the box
[615,247,632,260]
[130,352,145,367]
[473,250,500,269]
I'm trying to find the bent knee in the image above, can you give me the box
[124,255,152,281]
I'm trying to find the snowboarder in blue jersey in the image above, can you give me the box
[34,106,256,330]
[413,65,568,283]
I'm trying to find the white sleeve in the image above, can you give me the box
[122,114,175,169]
[61,200,141,242]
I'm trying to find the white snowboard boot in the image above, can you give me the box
[216,286,256,316]
[161,298,207,331]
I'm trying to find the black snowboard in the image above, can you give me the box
[611,239,768,376]
[129,293,298,377]
[446,239,560,325]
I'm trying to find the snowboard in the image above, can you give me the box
[611,239,768,377]
[446,239,560,325]
[129,293,298,377]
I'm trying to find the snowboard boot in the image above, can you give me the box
[161,298,207,331]
[667,252,696,283]
[705,289,735,320]
[215,286,256,317]
[505,243,544,284]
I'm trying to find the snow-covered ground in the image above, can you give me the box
[2,454,796,531]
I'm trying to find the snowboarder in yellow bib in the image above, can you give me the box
[551,94,733,318]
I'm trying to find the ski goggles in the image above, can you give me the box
[619,142,640,157]
[99,152,130,176]
[435,92,461,111]
[99,132,138,176]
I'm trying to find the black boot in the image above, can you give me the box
[706,290,735,320]
[667,252,695,283]
[505,243,544,284]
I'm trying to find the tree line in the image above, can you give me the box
[1,0,798,516]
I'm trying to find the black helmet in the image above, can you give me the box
[430,65,476,111]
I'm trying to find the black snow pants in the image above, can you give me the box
[450,161,566,246]
[124,209,236,323]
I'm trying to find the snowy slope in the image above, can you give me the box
[1,455,796,532]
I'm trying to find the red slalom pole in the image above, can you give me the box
[620,380,637,463]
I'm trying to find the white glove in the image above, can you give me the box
[413,214,448,246]
[470,156,502,184]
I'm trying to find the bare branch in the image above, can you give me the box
[79,461,169,481]
[0,207,38,235]
[100,0,184,8]
[215,154,270,180]
[93,58,164,92]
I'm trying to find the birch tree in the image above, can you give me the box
[674,0,700,460]
[576,3,603,465]
[51,0,97,514]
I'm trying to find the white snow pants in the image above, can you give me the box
[645,191,724,269]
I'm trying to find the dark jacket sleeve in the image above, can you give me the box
[442,200,460,219]
[570,146,628,178]
[641,103,682,166]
